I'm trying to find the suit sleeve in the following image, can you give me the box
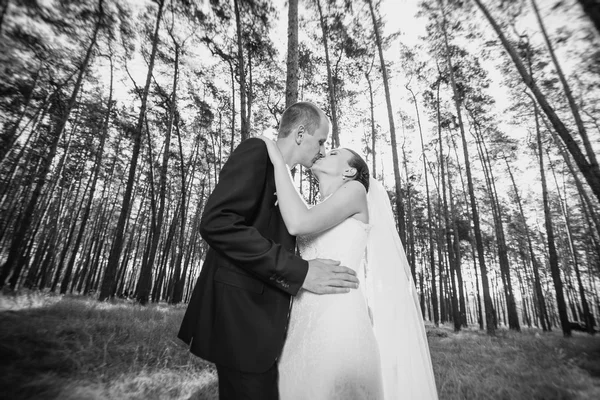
[199,137,308,295]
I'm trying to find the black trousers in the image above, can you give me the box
[216,363,279,400]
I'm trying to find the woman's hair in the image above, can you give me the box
[345,149,370,192]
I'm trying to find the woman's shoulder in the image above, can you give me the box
[330,181,368,216]
[339,180,367,199]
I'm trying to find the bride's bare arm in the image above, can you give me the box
[259,136,366,236]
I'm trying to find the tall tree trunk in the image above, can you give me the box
[435,190,446,324]
[170,121,188,304]
[447,156,467,327]
[532,97,571,337]
[516,262,532,327]
[398,115,416,289]
[285,0,299,108]
[181,178,206,300]
[246,50,253,131]
[365,61,377,178]
[315,0,339,148]
[133,150,155,297]
[547,150,595,333]
[469,112,520,331]
[408,86,438,325]
[99,0,164,301]
[38,227,59,289]
[73,135,121,292]
[153,202,179,302]
[229,61,236,154]
[472,252,484,329]
[505,157,549,330]
[136,41,179,304]
[531,0,598,172]
[233,0,248,141]
[578,0,600,37]
[137,146,163,300]
[416,78,458,330]
[48,170,90,291]
[24,226,53,289]
[450,133,484,329]
[428,82,443,326]
[403,89,422,284]
[366,0,406,244]
[60,54,114,294]
[9,190,53,290]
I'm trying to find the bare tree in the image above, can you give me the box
[315,0,339,147]
[531,95,571,337]
[366,0,406,244]
[285,0,299,108]
[233,0,248,140]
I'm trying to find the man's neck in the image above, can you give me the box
[276,138,297,168]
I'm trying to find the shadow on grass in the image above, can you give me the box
[0,293,217,400]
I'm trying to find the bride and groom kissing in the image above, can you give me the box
[178,102,438,399]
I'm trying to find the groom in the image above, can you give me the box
[178,102,360,399]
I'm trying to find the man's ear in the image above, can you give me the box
[295,125,305,145]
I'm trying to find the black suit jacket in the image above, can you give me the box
[178,138,309,373]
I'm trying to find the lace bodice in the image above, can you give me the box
[298,218,370,289]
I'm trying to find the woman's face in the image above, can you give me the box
[310,148,354,178]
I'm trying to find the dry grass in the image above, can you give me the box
[427,324,600,399]
[1,291,599,399]
[0,291,217,400]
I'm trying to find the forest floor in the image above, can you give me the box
[1,291,599,400]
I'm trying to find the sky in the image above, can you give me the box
[103,0,596,193]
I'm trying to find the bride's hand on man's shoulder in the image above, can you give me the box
[250,130,275,147]
[256,134,275,146]
[256,135,282,161]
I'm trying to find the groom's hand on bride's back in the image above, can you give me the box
[303,259,359,294]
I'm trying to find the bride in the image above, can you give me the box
[258,136,438,400]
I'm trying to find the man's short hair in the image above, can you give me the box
[278,102,323,138]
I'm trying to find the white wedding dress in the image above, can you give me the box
[278,178,438,400]
[278,218,384,399]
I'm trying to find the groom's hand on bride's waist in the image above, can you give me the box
[302,259,359,295]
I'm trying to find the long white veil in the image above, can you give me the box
[365,177,438,399]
